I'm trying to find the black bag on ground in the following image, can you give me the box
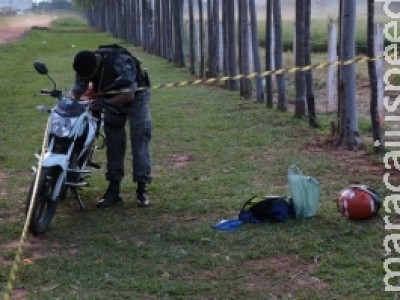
[238,196,293,223]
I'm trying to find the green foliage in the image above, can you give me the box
[35,0,71,10]
[72,0,96,10]
[51,16,88,28]
[0,16,389,299]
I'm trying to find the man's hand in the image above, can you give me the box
[108,93,135,105]
[88,99,102,111]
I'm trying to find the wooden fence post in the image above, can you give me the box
[327,22,338,113]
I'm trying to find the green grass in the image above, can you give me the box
[0,15,392,299]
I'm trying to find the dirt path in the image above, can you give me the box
[0,14,55,45]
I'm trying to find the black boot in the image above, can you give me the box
[97,180,123,208]
[136,182,149,207]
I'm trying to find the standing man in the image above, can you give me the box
[71,44,152,208]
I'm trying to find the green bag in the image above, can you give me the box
[287,164,320,219]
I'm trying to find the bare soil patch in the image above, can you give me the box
[0,171,8,183]
[0,235,79,268]
[242,254,329,294]
[164,154,196,168]
[303,136,383,174]
[0,15,54,45]
[184,254,328,296]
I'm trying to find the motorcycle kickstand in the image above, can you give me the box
[71,188,87,211]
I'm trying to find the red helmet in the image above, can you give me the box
[337,185,381,220]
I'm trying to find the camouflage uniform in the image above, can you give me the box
[72,48,152,186]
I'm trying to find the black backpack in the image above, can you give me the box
[238,196,293,223]
[96,44,150,88]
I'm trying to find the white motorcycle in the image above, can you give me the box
[26,61,105,235]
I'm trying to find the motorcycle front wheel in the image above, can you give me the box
[26,166,60,235]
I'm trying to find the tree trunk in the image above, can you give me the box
[249,0,263,103]
[265,0,273,107]
[239,0,252,99]
[273,0,287,111]
[238,0,243,93]
[226,0,238,90]
[125,0,133,44]
[154,0,161,56]
[207,0,213,77]
[339,0,361,149]
[172,0,185,67]
[368,0,383,153]
[120,0,128,41]
[142,0,148,50]
[295,0,306,118]
[206,0,220,78]
[212,0,220,77]
[162,0,172,60]
[304,0,318,127]
[189,0,196,74]
[198,0,205,77]
[147,1,154,53]
[337,0,344,134]
[134,0,141,46]
[222,0,228,87]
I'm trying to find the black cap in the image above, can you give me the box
[73,50,97,77]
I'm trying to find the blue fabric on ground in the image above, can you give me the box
[211,219,243,231]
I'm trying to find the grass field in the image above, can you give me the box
[0,16,394,299]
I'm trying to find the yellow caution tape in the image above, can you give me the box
[2,119,50,300]
[99,53,386,95]
[148,54,384,90]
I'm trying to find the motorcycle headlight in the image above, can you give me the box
[51,116,73,137]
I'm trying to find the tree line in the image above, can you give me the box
[73,0,382,152]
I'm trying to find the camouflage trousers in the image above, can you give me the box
[103,90,152,184]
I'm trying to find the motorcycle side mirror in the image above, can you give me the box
[33,60,58,92]
[33,61,48,75]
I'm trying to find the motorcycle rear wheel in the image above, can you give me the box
[26,166,59,235]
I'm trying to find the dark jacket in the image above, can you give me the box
[72,48,137,98]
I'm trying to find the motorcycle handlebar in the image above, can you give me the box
[40,89,62,98]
